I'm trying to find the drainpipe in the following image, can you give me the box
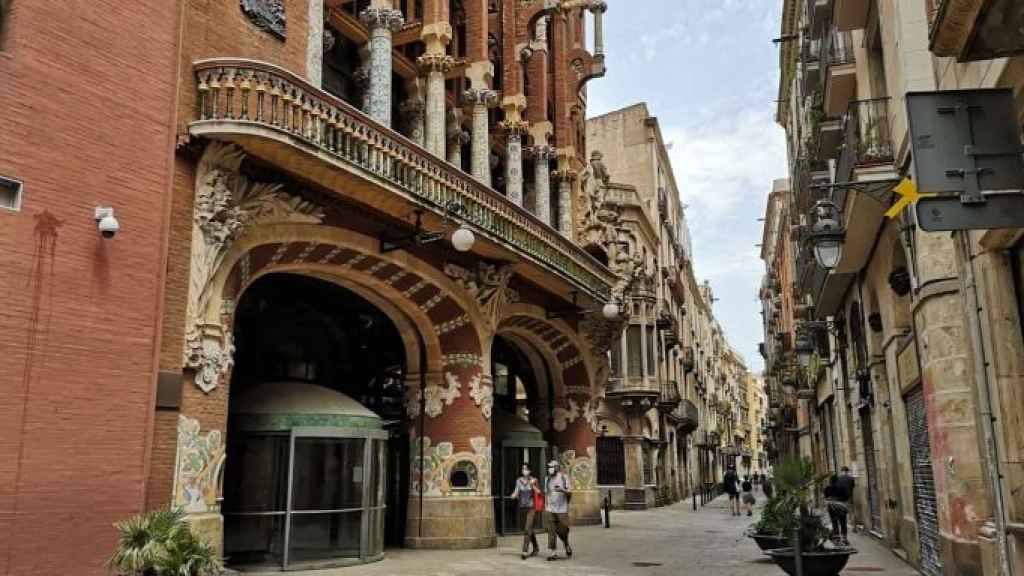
[956,230,1012,576]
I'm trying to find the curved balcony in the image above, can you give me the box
[676,399,699,434]
[188,59,615,300]
[657,380,681,414]
[605,377,660,402]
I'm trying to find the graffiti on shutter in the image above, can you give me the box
[906,386,942,576]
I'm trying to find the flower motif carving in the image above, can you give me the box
[411,436,491,496]
[183,143,324,393]
[469,375,494,419]
[444,262,519,329]
[407,372,464,419]
[173,416,226,514]
[553,397,580,431]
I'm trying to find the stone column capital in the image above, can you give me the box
[529,145,557,161]
[400,97,426,117]
[553,167,579,182]
[589,0,608,14]
[462,88,499,108]
[498,119,530,136]
[359,7,405,31]
[417,52,457,73]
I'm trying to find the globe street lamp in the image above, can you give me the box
[806,199,845,270]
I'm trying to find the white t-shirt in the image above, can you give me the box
[545,473,571,514]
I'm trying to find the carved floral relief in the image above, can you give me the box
[173,416,226,514]
[410,436,492,497]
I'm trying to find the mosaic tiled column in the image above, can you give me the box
[590,0,607,55]
[418,53,455,157]
[555,170,576,238]
[552,392,601,525]
[463,89,497,185]
[532,146,554,225]
[360,7,404,126]
[500,121,529,206]
[446,109,469,167]
[400,97,426,147]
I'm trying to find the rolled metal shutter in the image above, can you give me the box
[860,407,883,534]
[906,386,942,576]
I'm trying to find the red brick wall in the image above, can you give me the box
[145,0,315,512]
[0,1,180,574]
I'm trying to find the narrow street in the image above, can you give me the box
[289,495,918,576]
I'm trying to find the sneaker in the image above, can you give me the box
[747,510,752,516]
[547,553,558,562]
[521,553,528,560]
[565,545,573,558]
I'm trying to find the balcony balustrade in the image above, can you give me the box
[677,399,699,434]
[823,29,857,117]
[189,58,615,300]
[835,98,894,185]
[658,380,682,413]
[606,376,661,400]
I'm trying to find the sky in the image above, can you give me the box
[588,0,788,372]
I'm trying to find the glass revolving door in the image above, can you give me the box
[222,382,388,572]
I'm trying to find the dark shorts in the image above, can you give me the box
[727,491,739,500]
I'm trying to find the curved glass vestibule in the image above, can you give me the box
[223,383,388,571]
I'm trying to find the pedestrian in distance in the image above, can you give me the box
[824,474,851,545]
[723,465,741,516]
[509,463,542,559]
[544,460,573,561]
[836,465,856,532]
[741,476,756,516]
[762,475,774,499]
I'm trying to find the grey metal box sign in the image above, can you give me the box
[906,90,1024,196]
[916,193,1024,232]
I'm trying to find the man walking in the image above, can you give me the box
[836,466,855,533]
[723,465,740,516]
[544,460,573,561]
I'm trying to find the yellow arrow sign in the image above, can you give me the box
[885,178,936,219]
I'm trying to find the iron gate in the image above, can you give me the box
[860,407,883,534]
[906,386,942,576]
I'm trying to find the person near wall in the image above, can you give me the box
[544,460,573,561]
[825,474,851,545]
[509,463,542,559]
[723,465,741,516]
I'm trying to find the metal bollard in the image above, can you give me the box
[792,523,803,576]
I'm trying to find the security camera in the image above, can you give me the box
[95,206,120,239]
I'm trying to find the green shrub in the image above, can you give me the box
[109,508,222,576]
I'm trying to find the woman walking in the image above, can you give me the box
[741,476,756,516]
[544,460,573,561]
[509,463,541,559]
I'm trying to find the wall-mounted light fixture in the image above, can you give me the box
[380,201,475,254]
[546,290,621,321]
[805,199,844,270]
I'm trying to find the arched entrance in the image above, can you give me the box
[221,273,409,571]
[490,334,550,535]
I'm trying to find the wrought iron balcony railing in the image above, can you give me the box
[835,98,894,184]
[189,58,615,300]
[826,29,856,66]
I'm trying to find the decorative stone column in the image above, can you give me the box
[499,120,529,206]
[418,53,455,157]
[446,109,469,167]
[590,0,607,55]
[360,7,404,126]
[531,145,554,224]
[400,97,426,146]
[554,168,576,238]
[463,88,498,185]
[306,0,326,87]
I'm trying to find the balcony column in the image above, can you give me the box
[418,53,455,157]
[306,0,326,87]
[359,7,404,126]
[446,108,469,167]
[400,97,426,147]
[462,88,497,184]
[499,98,528,206]
[589,0,607,55]
[531,145,554,224]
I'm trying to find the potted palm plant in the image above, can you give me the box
[746,494,792,551]
[765,458,857,576]
[109,508,222,576]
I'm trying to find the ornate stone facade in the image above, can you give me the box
[240,0,286,39]
[172,415,225,514]
[183,144,323,393]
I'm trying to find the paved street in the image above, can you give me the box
[291,495,919,576]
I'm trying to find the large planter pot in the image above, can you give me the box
[747,531,789,552]
[766,547,857,576]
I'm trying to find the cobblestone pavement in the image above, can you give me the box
[290,494,919,576]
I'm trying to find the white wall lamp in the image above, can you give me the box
[379,201,475,254]
[546,291,621,321]
[805,199,845,270]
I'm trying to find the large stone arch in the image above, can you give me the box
[173,142,498,551]
[494,303,602,525]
